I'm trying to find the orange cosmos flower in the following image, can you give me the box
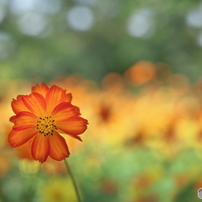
[8,83,88,163]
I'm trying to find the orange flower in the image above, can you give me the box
[8,83,88,163]
[124,61,156,86]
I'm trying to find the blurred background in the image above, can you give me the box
[1,0,202,202]
[0,0,202,82]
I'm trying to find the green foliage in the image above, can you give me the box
[0,0,202,82]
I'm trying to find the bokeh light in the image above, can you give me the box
[66,6,94,31]
[17,12,47,36]
[127,8,155,38]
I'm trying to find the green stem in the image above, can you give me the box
[64,158,81,202]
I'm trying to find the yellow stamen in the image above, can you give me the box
[36,116,57,136]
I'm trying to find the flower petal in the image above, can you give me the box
[58,130,83,141]
[51,102,80,121]
[12,111,37,131]
[45,85,69,114]
[10,115,17,123]
[31,133,50,163]
[32,83,49,97]
[12,95,29,114]
[56,116,88,136]
[49,132,70,161]
[66,93,72,103]
[8,128,37,147]
[22,93,46,116]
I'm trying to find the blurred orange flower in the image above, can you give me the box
[124,61,156,86]
[8,83,88,163]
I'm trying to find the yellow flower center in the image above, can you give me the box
[36,116,57,136]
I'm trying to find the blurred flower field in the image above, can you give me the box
[1,61,202,202]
